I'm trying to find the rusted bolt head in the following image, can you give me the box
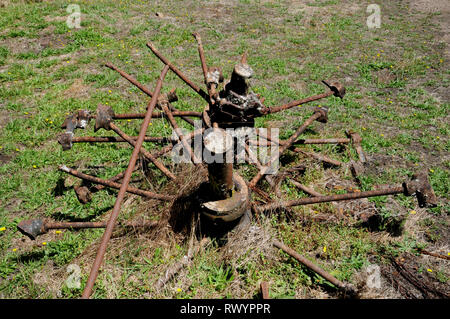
[94,104,115,132]
[76,109,91,129]
[166,88,178,103]
[314,106,329,123]
[322,80,346,99]
[233,53,254,79]
[74,185,92,204]
[403,171,438,208]
[17,219,47,240]
[58,132,74,151]
[346,130,362,144]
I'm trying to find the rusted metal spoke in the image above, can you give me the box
[257,186,404,213]
[109,122,177,181]
[59,165,173,200]
[249,108,327,188]
[273,240,355,294]
[260,90,333,115]
[81,65,170,299]
[146,42,211,103]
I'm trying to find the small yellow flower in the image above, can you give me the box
[45,118,49,122]
[312,210,318,214]
[118,54,121,57]
[377,53,380,57]
[427,268,432,272]
[66,61,70,63]
[33,165,37,168]
[55,230,62,234]
[440,59,443,63]
[362,127,367,131]
[108,90,112,93]
[323,246,327,253]
[410,210,416,214]
[148,123,152,126]
[429,169,434,173]
[42,242,47,246]
[12,248,17,252]
[0,227,6,231]
[436,136,440,140]
[127,119,131,122]
[176,288,182,293]
[24,112,29,115]
[49,121,53,124]
[16,148,19,151]
[447,252,450,256]
[380,134,384,137]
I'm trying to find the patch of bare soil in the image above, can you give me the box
[64,78,90,99]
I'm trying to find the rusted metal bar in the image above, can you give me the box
[291,147,343,167]
[17,218,158,240]
[289,179,323,197]
[109,122,177,181]
[113,110,202,119]
[260,91,333,115]
[146,42,211,103]
[249,107,328,188]
[59,165,172,200]
[82,65,170,299]
[273,240,355,294]
[418,249,450,261]
[257,186,403,212]
[71,136,171,144]
[159,97,201,165]
[260,282,270,299]
[104,63,196,126]
[192,32,209,90]
[259,81,345,115]
[244,143,276,188]
[295,138,350,145]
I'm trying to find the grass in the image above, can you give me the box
[0,0,448,299]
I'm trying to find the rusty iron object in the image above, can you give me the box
[256,172,437,213]
[81,65,170,298]
[17,218,158,240]
[20,32,442,299]
[273,240,356,295]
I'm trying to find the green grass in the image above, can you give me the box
[0,0,448,299]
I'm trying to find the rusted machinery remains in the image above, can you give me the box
[18,32,438,299]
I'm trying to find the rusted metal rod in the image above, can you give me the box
[257,186,404,213]
[82,65,170,299]
[104,63,196,126]
[109,122,177,181]
[159,97,201,165]
[273,240,355,293]
[59,165,173,200]
[291,147,342,167]
[289,179,323,197]
[294,138,350,145]
[418,249,450,261]
[113,110,202,119]
[71,136,171,144]
[17,218,158,240]
[146,42,211,103]
[260,91,333,115]
[249,108,327,188]
[192,32,209,90]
